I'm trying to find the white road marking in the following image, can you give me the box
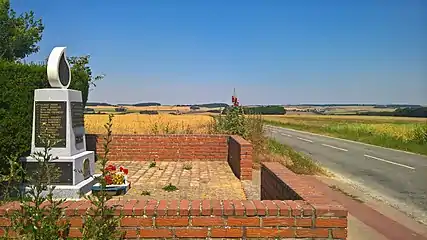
[271,130,278,133]
[281,133,292,137]
[321,144,348,152]
[266,125,426,157]
[364,154,415,170]
[297,137,313,143]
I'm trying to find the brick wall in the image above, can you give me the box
[228,135,252,180]
[261,162,348,239]
[86,134,228,162]
[0,198,347,239]
[86,134,253,180]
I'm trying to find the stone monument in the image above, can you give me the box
[21,47,95,199]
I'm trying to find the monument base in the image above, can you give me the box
[21,176,97,200]
[22,151,95,186]
[20,151,96,199]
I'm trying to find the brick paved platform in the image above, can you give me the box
[98,161,246,200]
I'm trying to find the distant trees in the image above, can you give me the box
[222,105,286,115]
[115,106,127,112]
[357,107,427,118]
[134,102,161,107]
[139,110,159,115]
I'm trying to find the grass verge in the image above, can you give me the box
[265,138,325,175]
[210,108,326,175]
[265,119,427,156]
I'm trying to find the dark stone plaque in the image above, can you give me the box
[34,101,67,148]
[23,162,73,185]
[71,102,84,128]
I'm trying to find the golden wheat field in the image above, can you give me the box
[84,113,213,134]
[90,106,191,113]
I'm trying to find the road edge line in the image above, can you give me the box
[266,125,427,158]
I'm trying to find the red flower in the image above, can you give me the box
[104,175,113,185]
[105,164,116,172]
[119,166,124,172]
[123,168,129,175]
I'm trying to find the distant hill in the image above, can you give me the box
[133,102,161,107]
[192,103,229,108]
[86,102,113,106]
[117,102,161,107]
[175,103,229,108]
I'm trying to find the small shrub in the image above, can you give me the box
[163,183,178,192]
[211,105,323,173]
[0,154,25,202]
[141,190,151,196]
[149,161,156,168]
[183,163,192,170]
[81,114,125,240]
[211,106,267,167]
[11,139,70,240]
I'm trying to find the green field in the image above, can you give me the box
[264,115,427,156]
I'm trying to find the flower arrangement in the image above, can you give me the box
[104,164,129,185]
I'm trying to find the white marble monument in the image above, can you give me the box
[22,47,95,199]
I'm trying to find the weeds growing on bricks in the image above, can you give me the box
[10,139,70,240]
[81,114,125,240]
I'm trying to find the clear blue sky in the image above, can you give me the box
[13,0,427,105]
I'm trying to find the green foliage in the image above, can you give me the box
[0,0,44,61]
[81,114,124,240]
[221,105,286,115]
[212,106,267,163]
[141,190,151,196]
[243,105,286,115]
[0,154,25,202]
[0,61,47,173]
[149,161,156,168]
[211,106,322,174]
[11,139,70,240]
[214,106,247,136]
[267,139,323,175]
[0,58,103,174]
[355,107,427,118]
[163,183,178,192]
[413,124,427,144]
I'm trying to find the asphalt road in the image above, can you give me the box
[265,125,427,223]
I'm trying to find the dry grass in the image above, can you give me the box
[84,113,213,134]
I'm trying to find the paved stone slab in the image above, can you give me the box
[96,161,246,200]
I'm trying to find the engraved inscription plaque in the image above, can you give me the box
[23,162,73,185]
[34,101,67,148]
[71,102,84,128]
